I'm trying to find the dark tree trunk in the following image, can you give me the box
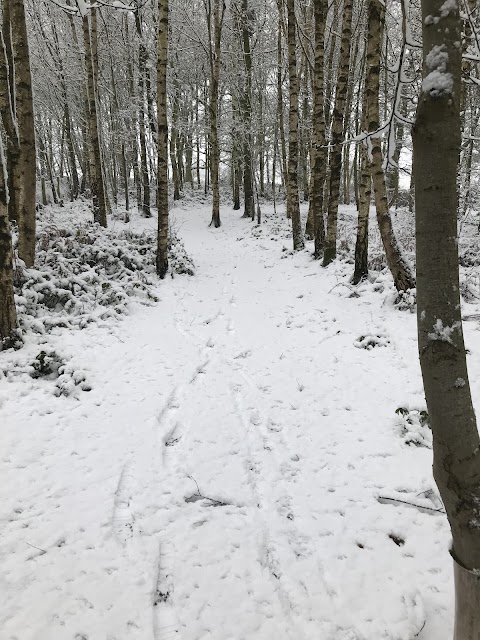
[413,0,480,635]
[156,0,169,278]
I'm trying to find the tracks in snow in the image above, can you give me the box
[110,255,331,639]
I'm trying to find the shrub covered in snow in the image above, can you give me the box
[13,220,194,335]
[395,406,431,448]
[354,332,390,349]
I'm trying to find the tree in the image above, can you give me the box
[310,0,327,259]
[323,0,353,266]
[237,0,254,219]
[285,0,304,250]
[365,0,414,292]
[156,0,169,279]
[413,0,480,635]
[0,24,18,349]
[0,139,17,349]
[207,0,226,228]
[135,5,152,217]
[83,7,108,227]
[2,0,37,267]
[352,54,370,285]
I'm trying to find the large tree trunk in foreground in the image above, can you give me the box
[413,0,480,636]
[10,0,36,267]
[156,0,169,278]
[286,0,304,250]
[366,0,414,291]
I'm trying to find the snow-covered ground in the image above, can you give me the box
[3,199,480,640]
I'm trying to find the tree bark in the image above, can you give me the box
[9,0,36,267]
[323,0,353,266]
[135,11,151,217]
[0,27,18,348]
[277,24,288,195]
[83,10,107,227]
[156,0,169,278]
[0,140,17,349]
[413,0,480,634]
[170,68,181,201]
[239,0,254,219]
[352,140,370,283]
[352,56,370,285]
[309,0,327,257]
[286,0,304,250]
[366,0,414,291]
[208,0,225,228]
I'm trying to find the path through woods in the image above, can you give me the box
[1,202,465,639]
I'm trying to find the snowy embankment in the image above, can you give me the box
[2,200,480,640]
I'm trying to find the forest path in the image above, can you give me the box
[1,203,453,640]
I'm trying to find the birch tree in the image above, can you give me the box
[323,0,353,267]
[311,0,327,258]
[2,0,36,267]
[156,0,169,278]
[83,7,108,227]
[207,0,226,228]
[365,0,414,292]
[285,0,304,250]
[0,24,18,349]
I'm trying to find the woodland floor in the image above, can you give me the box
[3,198,480,639]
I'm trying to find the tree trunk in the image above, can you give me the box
[310,0,327,258]
[323,0,353,266]
[286,0,304,250]
[9,0,36,267]
[258,89,265,197]
[0,28,18,348]
[135,12,151,218]
[413,0,480,635]
[366,0,414,291]
[277,24,288,195]
[352,142,370,284]
[170,70,181,201]
[352,55,370,285]
[185,134,193,187]
[0,140,18,349]
[324,0,338,132]
[156,0,169,278]
[208,0,225,228]
[83,11,107,227]
[240,0,254,219]
[0,0,18,226]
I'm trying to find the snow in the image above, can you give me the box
[422,46,454,97]
[439,0,458,17]
[427,318,461,343]
[2,199,475,639]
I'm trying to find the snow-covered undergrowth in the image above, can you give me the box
[2,200,194,396]
[13,201,193,336]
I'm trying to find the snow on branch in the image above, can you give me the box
[46,0,137,17]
